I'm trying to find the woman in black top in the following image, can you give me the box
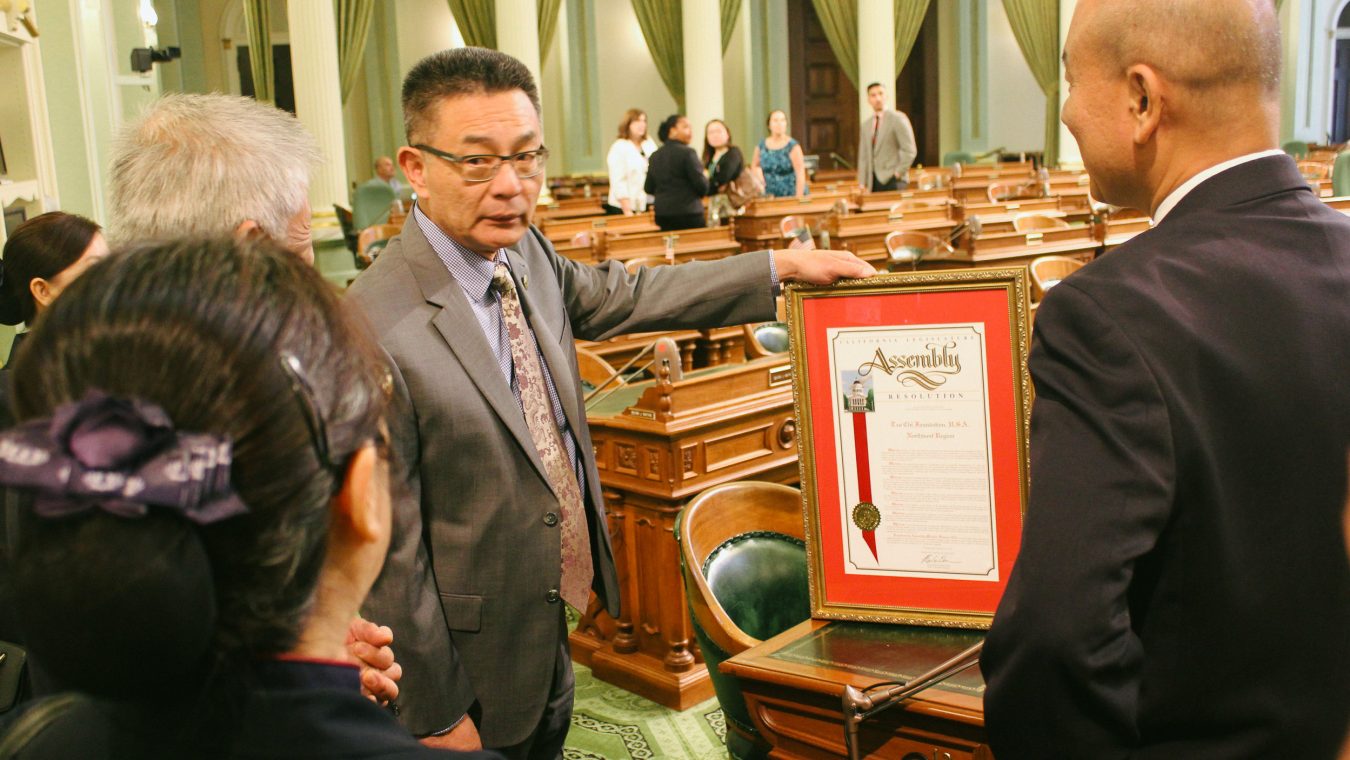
[703,119,745,194]
[702,119,745,223]
[644,114,709,231]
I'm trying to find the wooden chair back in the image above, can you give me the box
[677,481,806,655]
[1030,255,1086,300]
[987,181,1043,203]
[623,256,666,275]
[1013,213,1071,232]
[356,223,401,266]
[1298,160,1331,181]
[575,348,619,395]
[885,230,954,267]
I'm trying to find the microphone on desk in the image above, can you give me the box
[584,336,683,411]
[841,641,984,760]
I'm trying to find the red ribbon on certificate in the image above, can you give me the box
[851,412,879,561]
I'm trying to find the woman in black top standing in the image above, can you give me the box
[644,114,709,231]
[702,119,744,222]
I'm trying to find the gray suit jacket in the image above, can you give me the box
[857,109,918,187]
[346,218,776,746]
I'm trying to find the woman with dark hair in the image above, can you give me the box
[0,237,498,759]
[702,119,745,220]
[644,114,709,231]
[0,211,109,365]
[751,110,808,199]
[605,108,657,215]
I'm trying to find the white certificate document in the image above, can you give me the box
[828,323,1000,581]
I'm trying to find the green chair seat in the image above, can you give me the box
[704,533,809,642]
[752,323,789,355]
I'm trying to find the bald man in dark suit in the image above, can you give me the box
[980,1,1350,757]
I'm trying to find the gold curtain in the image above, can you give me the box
[447,0,496,48]
[631,0,685,109]
[337,0,375,103]
[539,0,563,58]
[810,0,859,88]
[242,0,273,103]
[720,0,742,54]
[894,0,931,75]
[1001,0,1060,165]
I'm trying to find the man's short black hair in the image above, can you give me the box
[402,47,542,143]
[866,82,884,92]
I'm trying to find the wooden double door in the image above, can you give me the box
[787,0,940,171]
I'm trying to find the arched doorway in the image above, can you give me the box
[1331,3,1350,142]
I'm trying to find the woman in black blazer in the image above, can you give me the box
[644,114,709,231]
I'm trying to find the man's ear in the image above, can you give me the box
[398,146,429,200]
[1128,64,1164,146]
[333,444,382,543]
[233,219,265,241]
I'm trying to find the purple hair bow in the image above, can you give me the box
[0,390,248,525]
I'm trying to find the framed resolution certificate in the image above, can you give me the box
[786,268,1032,628]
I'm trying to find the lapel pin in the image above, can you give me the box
[521,274,529,289]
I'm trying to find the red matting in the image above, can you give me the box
[802,287,1024,616]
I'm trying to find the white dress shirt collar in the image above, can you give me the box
[1151,149,1285,224]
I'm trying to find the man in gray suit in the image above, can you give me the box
[857,82,918,192]
[347,48,873,760]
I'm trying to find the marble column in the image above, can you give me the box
[683,0,725,156]
[498,0,542,87]
[287,0,349,210]
[857,0,897,113]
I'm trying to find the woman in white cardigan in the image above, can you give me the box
[605,108,657,215]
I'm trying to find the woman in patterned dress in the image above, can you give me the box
[751,109,807,199]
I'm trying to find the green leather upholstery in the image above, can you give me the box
[752,323,790,355]
[703,533,809,641]
[352,180,396,230]
[1334,151,1350,197]
[1282,140,1310,160]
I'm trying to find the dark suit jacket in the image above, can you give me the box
[644,142,709,218]
[346,218,775,746]
[980,155,1350,758]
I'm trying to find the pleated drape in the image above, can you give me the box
[444,0,569,62]
[720,0,742,54]
[893,0,930,74]
[630,0,685,109]
[811,0,859,88]
[337,0,375,103]
[242,0,273,103]
[539,0,563,58]
[1000,0,1060,166]
[447,0,497,48]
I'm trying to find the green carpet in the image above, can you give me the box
[563,662,728,759]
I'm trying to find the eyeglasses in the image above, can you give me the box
[413,143,550,182]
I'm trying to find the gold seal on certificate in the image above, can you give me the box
[852,502,881,531]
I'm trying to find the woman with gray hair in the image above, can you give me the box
[107,93,321,263]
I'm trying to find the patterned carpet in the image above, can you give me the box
[563,662,728,760]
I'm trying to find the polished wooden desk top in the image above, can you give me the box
[723,619,990,759]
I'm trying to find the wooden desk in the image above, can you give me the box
[540,211,658,244]
[919,224,1099,271]
[823,209,958,265]
[604,226,741,264]
[855,188,953,213]
[723,620,990,759]
[572,358,800,709]
[576,330,703,373]
[735,197,858,250]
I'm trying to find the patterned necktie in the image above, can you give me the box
[492,262,594,611]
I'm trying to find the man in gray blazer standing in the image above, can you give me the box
[857,82,918,192]
[347,48,873,760]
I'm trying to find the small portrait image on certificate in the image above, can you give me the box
[839,371,875,413]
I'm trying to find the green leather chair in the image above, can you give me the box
[1282,140,1310,160]
[746,322,789,357]
[676,482,810,760]
[352,179,397,231]
[1333,151,1350,197]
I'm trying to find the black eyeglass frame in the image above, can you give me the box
[412,143,550,182]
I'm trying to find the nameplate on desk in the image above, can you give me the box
[768,365,792,387]
[626,408,656,420]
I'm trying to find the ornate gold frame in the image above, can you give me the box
[785,268,1033,628]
